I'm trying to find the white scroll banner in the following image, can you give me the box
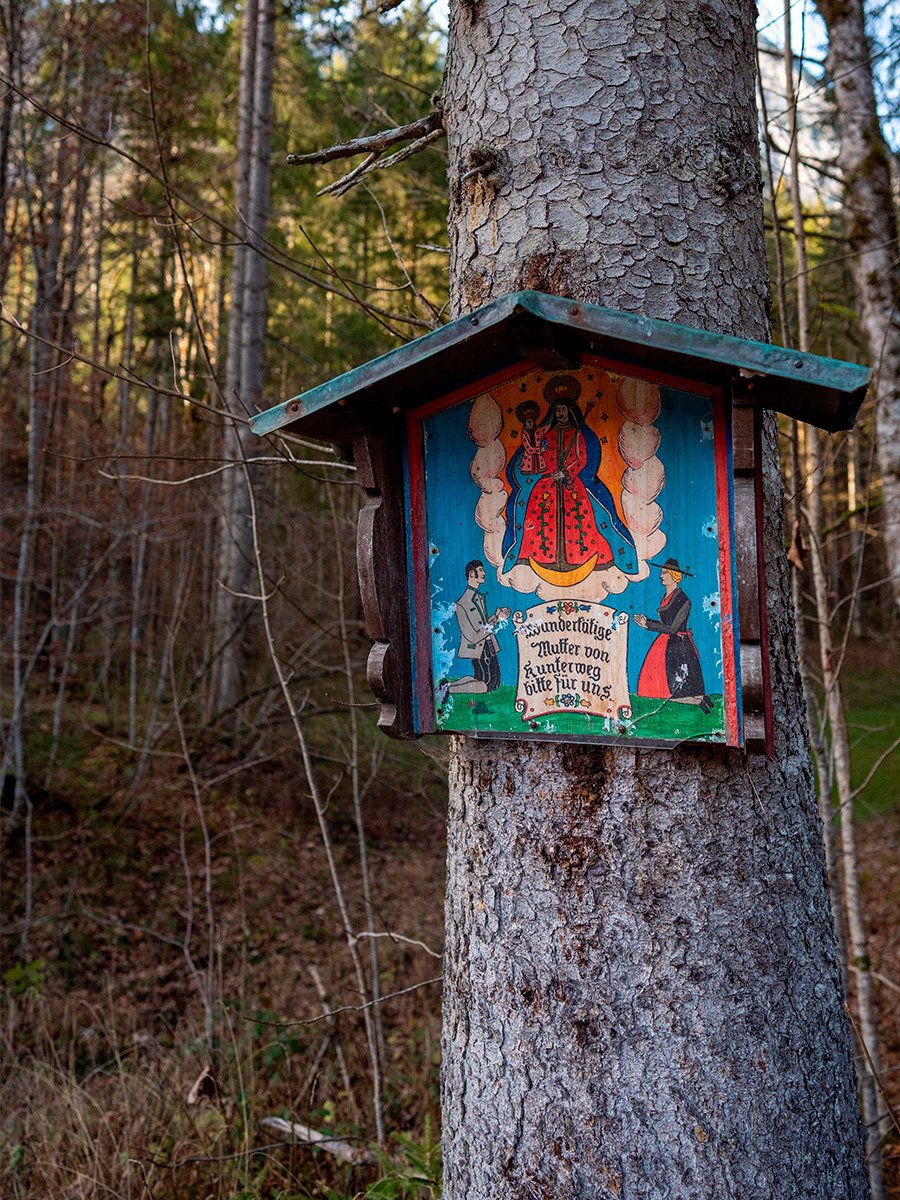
[512,602,631,723]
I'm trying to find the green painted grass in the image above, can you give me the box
[437,685,726,743]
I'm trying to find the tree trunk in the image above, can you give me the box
[239,0,274,415]
[440,0,868,1195]
[6,75,70,833]
[808,429,886,1199]
[212,0,274,719]
[0,0,23,295]
[782,14,885,1187]
[813,0,900,620]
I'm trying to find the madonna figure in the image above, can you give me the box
[634,559,712,713]
[502,375,638,588]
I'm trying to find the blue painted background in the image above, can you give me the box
[420,386,730,699]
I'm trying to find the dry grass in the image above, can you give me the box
[1,736,446,1199]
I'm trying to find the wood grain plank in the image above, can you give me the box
[733,476,761,641]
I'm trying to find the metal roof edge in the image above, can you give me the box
[249,291,872,438]
[523,291,871,393]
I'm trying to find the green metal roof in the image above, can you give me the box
[250,291,871,441]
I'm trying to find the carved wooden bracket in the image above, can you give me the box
[353,425,414,738]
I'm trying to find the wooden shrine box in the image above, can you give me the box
[251,291,869,754]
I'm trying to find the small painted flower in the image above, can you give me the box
[701,515,717,539]
[703,592,721,618]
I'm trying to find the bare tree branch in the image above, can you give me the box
[248,975,443,1029]
[259,1118,378,1165]
[286,108,443,167]
[323,128,446,198]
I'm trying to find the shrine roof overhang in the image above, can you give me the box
[249,290,871,444]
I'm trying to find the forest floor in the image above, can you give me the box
[1,643,899,1199]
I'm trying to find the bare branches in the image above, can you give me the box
[98,456,353,486]
[323,127,445,198]
[351,929,443,959]
[260,1118,378,1165]
[363,183,442,327]
[249,976,444,1029]
[0,306,236,420]
[0,69,436,332]
[244,448,387,1144]
[849,732,900,802]
[286,108,446,200]
[286,108,443,168]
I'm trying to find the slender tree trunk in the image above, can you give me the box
[846,433,864,637]
[7,88,69,831]
[227,0,259,399]
[808,427,887,1198]
[239,0,274,415]
[0,0,22,294]
[119,245,139,445]
[772,13,847,977]
[328,484,386,1135]
[813,0,900,620]
[44,599,79,789]
[212,0,274,720]
[440,0,868,1195]
[87,151,106,421]
[782,16,885,1188]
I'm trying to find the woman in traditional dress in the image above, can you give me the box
[502,375,637,588]
[634,559,712,713]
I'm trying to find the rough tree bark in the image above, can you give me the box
[440,0,868,1196]
[813,0,900,620]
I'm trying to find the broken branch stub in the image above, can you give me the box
[286,108,444,168]
[321,127,446,198]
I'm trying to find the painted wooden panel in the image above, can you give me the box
[406,354,742,747]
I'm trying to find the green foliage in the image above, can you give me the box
[5,1143,25,1175]
[846,703,900,816]
[767,185,862,361]
[251,1010,305,1084]
[814,649,900,817]
[264,0,448,394]
[322,1123,441,1200]
[365,1126,441,1199]
[3,960,47,997]
[136,290,180,341]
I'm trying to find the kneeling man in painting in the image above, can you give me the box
[447,560,510,694]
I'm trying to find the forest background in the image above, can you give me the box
[1,0,899,1196]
